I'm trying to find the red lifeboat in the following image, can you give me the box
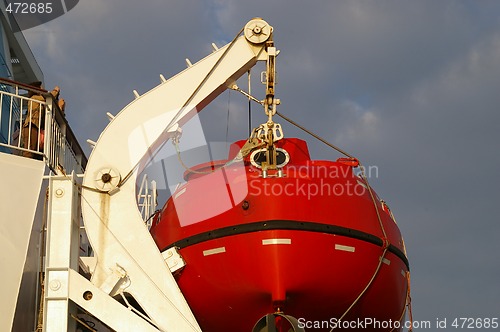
[150,138,409,331]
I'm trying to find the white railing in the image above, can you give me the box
[0,78,86,174]
[137,173,158,227]
[0,84,43,156]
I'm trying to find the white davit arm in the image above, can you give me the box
[80,19,272,331]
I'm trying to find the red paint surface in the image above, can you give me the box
[150,138,408,331]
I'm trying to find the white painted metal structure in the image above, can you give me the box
[1,6,88,330]
[42,18,274,331]
[0,79,87,331]
[0,154,44,330]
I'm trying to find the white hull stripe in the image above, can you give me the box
[262,239,292,245]
[203,247,226,256]
[335,244,355,252]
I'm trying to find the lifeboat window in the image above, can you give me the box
[250,148,290,168]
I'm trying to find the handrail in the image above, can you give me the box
[0,78,87,173]
[0,77,47,98]
[137,173,158,227]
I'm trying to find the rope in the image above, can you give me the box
[171,101,406,330]
[406,272,414,331]
[329,247,389,332]
[389,271,413,332]
[359,162,388,241]
[79,188,200,331]
[77,19,410,328]
[117,25,246,189]
[275,113,399,331]
[226,90,231,147]
[274,111,390,239]
[174,139,214,175]
[273,108,410,331]
[275,111,355,159]
[329,161,390,331]
[276,109,395,330]
[173,138,240,175]
[248,70,252,136]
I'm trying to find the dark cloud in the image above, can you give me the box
[24,0,500,326]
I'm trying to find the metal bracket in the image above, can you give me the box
[162,247,186,273]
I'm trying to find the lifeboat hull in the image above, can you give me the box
[150,138,409,331]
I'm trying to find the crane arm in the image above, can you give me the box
[80,19,272,331]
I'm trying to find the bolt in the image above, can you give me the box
[253,26,262,34]
[83,290,93,301]
[49,280,61,291]
[242,200,250,210]
[101,173,112,183]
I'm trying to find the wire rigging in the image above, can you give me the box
[116,25,246,190]
[248,69,252,136]
[275,111,355,159]
[226,90,231,147]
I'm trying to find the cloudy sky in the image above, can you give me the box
[22,0,500,329]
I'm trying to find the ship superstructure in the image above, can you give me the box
[0,5,87,331]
